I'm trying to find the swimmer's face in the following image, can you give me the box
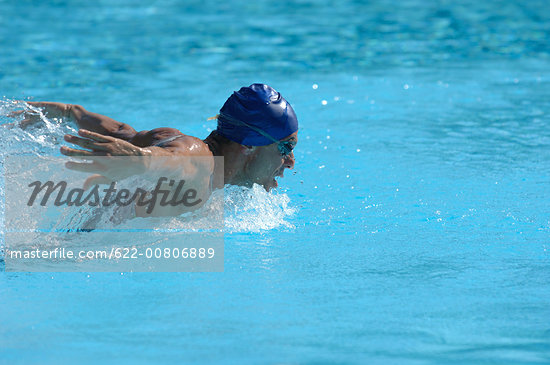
[243,132,297,191]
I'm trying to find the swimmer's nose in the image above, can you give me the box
[283,151,295,169]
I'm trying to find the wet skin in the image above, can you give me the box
[13,102,297,192]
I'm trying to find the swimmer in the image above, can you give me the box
[12,84,298,216]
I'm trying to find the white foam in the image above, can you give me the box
[222,184,296,233]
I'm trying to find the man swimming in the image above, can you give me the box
[14,84,298,216]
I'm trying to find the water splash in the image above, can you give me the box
[0,99,79,156]
[0,99,296,242]
[223,184,296,233]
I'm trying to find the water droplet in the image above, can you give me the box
[312,84,318,89]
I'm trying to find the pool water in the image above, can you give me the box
[1,0,550,364]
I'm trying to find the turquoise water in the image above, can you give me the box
[1,0,550,364]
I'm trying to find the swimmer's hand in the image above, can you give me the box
[61,129,152,183]
[8,101,72,128]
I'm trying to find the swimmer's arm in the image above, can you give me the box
[63,130,213,182]
[20,102,138,141]
[69,104,138,141]
[63,131,214,217]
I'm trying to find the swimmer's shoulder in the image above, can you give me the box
[129,127,183,147]
[129,127,211,155]
[129,128,214,184]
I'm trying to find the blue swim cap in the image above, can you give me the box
[216,83,298,146]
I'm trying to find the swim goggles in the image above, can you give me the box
[217,113,296,157]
